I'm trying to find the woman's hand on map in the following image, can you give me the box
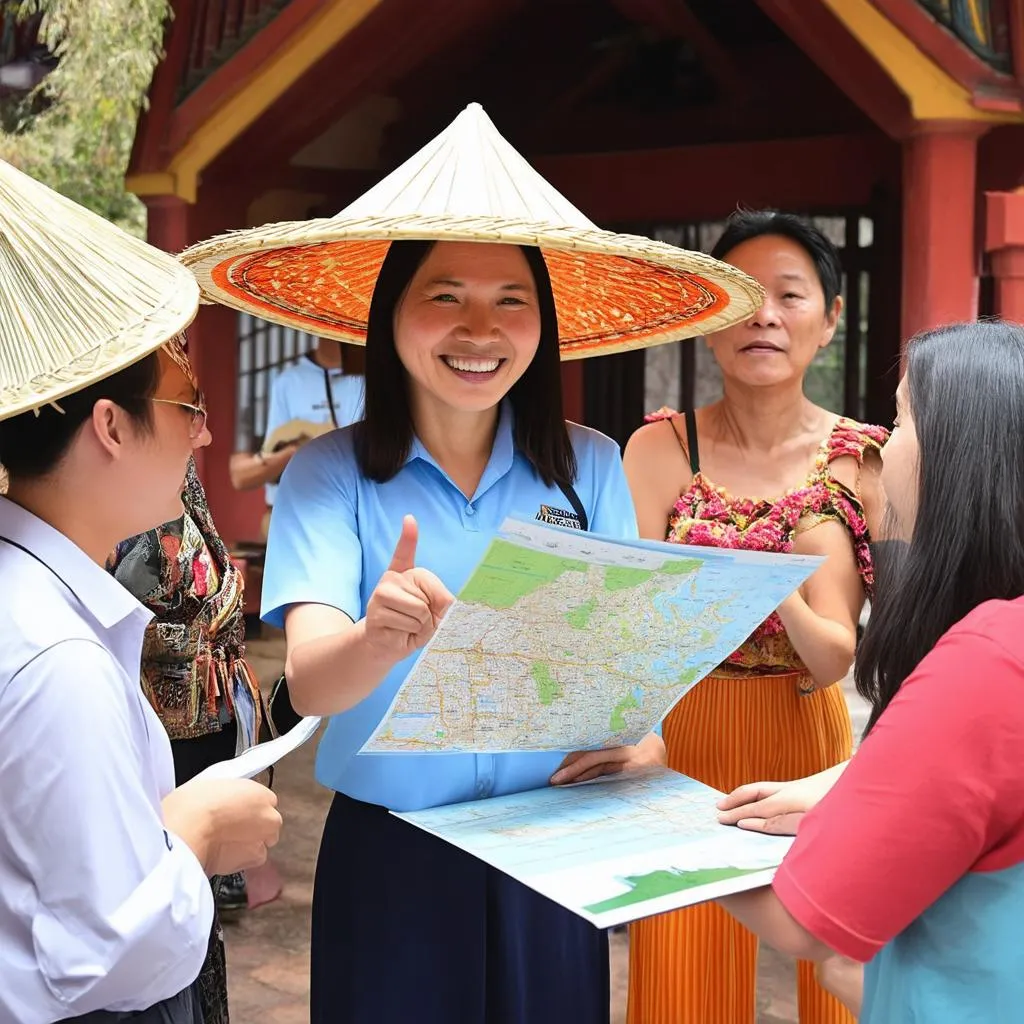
[365,515,454,660]
[716,761,849,834]
[550,732,667,785]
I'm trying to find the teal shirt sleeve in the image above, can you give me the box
[261,431,363,628]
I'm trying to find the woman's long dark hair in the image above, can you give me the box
[856,320,1024,732]
[355,240,576,487]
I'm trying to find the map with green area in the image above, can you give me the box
[609,693,639,732]
[531,662,562,705]
[459,540,588,609]
[584,865,767,914]
[365,516,822,754]
[565,597,597,629]
[396,765,793,929]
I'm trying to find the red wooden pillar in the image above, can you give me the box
[145,194,190,253]
[985,189,1024,325]
[900,126,985,346]
[185,186,254,544]
[146,187,255,542]
[144,194,208,481]
[561,362,584,423]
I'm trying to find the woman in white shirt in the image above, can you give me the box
[0,161,281,1024]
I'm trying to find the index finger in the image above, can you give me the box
[388,515,419,574]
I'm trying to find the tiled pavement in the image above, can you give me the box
[228,637,871,1023]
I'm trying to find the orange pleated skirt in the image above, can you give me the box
[627,671,855,1024]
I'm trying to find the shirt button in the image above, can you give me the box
[465,504,475,516]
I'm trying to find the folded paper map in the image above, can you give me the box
[196,716,322,781]
[363,516,822,754]
[396,765,793,928]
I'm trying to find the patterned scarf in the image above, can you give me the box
[108,460,263,750]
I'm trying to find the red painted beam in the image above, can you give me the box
[208,0,499,181]
[1011,0,1024,89]
[755,0,916,139]
[231,134,900,226]
[533,134,900,225]
[130,0,195,174]
[870,0,1022,106]
[226,165,377,198]
[168,0,332,155]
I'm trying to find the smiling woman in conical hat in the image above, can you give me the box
[181,104,763,1024]
[0,161,282,1023]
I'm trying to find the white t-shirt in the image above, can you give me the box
[264,355,365,506]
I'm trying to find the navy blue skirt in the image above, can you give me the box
[311,792,610,1024]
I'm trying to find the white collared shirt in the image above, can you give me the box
[263,358,365,505]
[0,497,213,1023]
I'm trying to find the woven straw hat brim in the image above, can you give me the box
[183,214,764,360]
[182,103,762,357]
[0,160,199,424]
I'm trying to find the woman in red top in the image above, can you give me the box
[715,319,1024,1023]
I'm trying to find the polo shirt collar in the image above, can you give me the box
[406,400,516,501]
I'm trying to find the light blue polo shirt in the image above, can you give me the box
[261,403,639,812]
[263,356,365,506]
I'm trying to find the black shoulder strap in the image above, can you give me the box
[306,352,340,428]
[556,481,589,532]
[322,366,339,428]
[684,408,700,475]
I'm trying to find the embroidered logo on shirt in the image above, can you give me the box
[536,505,582,530]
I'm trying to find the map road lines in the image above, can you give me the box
[364,517,822,754]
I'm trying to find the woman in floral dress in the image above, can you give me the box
[623,210,887,1024]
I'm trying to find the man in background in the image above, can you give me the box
[230,338,364,539]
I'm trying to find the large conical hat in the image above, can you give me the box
[182,104,762,359]
[0,160,199,423]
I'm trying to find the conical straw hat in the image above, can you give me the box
[182,103,763,359]
[0,160,199,423]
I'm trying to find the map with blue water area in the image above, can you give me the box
[396,765,794,928]
[364,516,822,754]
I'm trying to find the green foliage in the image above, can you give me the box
[0,0,171,235]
